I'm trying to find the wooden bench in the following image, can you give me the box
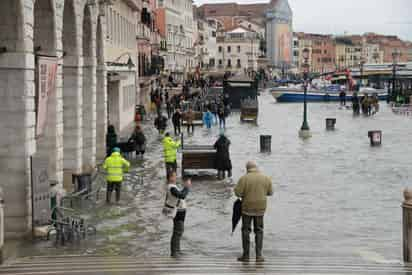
[181,145,217,177]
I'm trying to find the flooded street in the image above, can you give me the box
[18,91,412,264]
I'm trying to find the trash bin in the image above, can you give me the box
[326,118,336,130]
[260,135,272,153]
[368,130,382,146]
[72,173,92,194]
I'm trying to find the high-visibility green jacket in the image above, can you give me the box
[162,136,181,163]
[103,152,130,182]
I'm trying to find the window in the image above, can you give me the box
[237,59,241,68]
[237,45,241,53]
[324,50,327,54]
[227,46,231,53]
[218,59,222,65]
[227,59,231,67]
[212,31,216,37]
[123,85,135,110]
[209,58,215,67]
[218,46,222,53]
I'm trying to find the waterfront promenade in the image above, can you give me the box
[2,91,412,273]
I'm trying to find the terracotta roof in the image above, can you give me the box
[197,1,274,18]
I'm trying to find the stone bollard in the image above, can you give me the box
[326,118,336,130]
[368,130,382,146]
[0,187,4,264]
[260,135,272,153]
[403,188,412,262]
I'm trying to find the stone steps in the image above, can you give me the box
[1,254,411,275]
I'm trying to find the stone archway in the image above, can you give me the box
[96,16,107,161]
[82,5,97,169]
[62,0,83,174]
[33,0,58,184]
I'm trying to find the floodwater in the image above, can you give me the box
[17,91,412,264]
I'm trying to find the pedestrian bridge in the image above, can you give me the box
[1,254,411,274]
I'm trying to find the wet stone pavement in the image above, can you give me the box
[14,91,412,265]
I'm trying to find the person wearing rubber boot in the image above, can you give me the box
[166,172,191,257]
[162,132,181,178]
[103,147,130,203]
[214,130,232,180]
[234,161,273,262]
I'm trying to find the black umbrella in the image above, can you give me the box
[232,199,242,234]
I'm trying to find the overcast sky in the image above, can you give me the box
[193,0,412,41]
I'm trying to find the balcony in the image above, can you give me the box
[150,32,161,46]
[137,23,151,41]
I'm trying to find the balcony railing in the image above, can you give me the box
[137,23,151,40]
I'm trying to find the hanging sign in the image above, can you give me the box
[36,56,58,137]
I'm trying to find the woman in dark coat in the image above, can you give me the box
[106,125,117,157]
[214,132,232,180]
[129,125,146,158]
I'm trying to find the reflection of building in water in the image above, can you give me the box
[265,0,293,69]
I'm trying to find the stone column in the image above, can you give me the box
[82,57,97,169]
[0,52,36,238]
[403,188,412,262]
[63,56,83,174]
[96,65,107,162]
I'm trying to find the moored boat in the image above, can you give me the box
[271,86,388,103]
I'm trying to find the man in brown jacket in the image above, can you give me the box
[234,161,273,262]
[186,107,195,135]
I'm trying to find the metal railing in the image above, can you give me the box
[47,206,96,246]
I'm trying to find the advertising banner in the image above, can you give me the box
[36,56,58,137]
[276,24,292,64]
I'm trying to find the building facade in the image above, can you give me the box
[216,27,261,73]
[195,19,218,71]
[0,0,143,240]
[362,42,384,64]
[137,0,161,111]
[363,33,410,63]
[156,0,195,81]
[335,37,362,70]
[105,0,139,134]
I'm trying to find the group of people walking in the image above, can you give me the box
[152,86,231,135]
[102,75,273,263]
[352,93,380,116]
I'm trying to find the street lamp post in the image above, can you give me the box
[391,49,400,103]
[299,48,311,138]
